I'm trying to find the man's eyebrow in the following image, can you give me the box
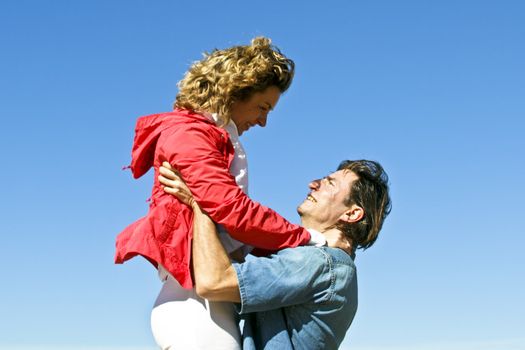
[264,102,274,110]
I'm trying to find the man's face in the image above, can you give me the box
[229,86,281,135]
[297,170,358,230]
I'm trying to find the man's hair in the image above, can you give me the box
[335,160,392,250]
[174,37,294,125]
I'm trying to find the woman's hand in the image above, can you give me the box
[158,161,196,208]
[323,228,353,255]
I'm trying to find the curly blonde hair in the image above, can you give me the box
[174,37,295,125]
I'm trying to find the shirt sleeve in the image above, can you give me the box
[159,124,311,250]
[233,247,333,314]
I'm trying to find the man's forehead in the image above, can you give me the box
[331,169,358,183]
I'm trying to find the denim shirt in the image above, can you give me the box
[233,246,358,349]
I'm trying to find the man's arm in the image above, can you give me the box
[158,163,348,309]
[159,164,240,302]
[190,202,241,302]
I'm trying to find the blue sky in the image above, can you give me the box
[1,0,524,349]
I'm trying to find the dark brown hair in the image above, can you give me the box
[335,160,392,250]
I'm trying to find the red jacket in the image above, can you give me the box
[115,109,311,288]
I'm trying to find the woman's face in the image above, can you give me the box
[230,86,281,135]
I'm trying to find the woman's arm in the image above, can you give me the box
[160,125,314,250]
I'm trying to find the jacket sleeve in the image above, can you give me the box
[159,124,311,250]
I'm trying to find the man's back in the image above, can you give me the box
[233,246,358,349]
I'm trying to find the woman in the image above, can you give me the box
[115,37,326,349]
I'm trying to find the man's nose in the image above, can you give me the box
[309,179,321,190]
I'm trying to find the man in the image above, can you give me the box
[159,159,391,349]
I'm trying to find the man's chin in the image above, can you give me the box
[297,204,307,216]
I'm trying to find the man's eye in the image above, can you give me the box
[322,177,334,185]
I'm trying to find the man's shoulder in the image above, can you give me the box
[272,246,355,269]
[277,245,353,258]
[323,247,356,266]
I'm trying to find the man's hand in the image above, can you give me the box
[158,161,196,208]
[323,228,353,255]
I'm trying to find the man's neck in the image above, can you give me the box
[300,219,324,233]
[302,218,357,259]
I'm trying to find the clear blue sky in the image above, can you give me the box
[1,1,524,349]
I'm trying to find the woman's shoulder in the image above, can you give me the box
[162,109,224,135]
[156,111,231,156]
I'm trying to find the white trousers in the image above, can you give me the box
[151,274,242,350]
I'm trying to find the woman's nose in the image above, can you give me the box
[257,114,268,127]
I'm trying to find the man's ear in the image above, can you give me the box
[339,205,364,223]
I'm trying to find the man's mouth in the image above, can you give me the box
[307,194,317,203]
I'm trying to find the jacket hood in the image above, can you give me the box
[129,109,214,179]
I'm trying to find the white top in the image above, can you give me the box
[209,113,252,255]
